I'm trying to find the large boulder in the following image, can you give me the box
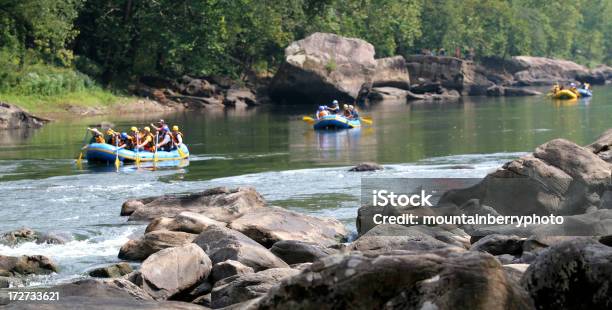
[521,239,612,309]
[269,32,409,104]
[193,225,289,271]
[255,251,532,309]
[0,102,47,130]
[0,255,58,276]
[269,240,339,265]
[509,56,590,86]
[124,187,266,222]
[145,212,226,234]
[440,138,612,217]
[470,234,524,256]
[211,268,299,309]
[228,206,348,247]
[48,278,153,300]
[405,55,493,95]
[210,260,254,283]
[118,231,197,261]
[136,244,212,300]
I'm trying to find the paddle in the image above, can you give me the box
[135,134,141,166]
[154,132,159,163]
[114,139,121,170]
[360,116,373,125]
[76,129,89,165]
[302,116,316,124]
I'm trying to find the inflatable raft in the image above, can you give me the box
[578,88,592,97]
[313,115,360,130]
[551,89,578,100]
[85,143,189,163]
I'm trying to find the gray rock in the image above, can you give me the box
[138,244,212,300]
[470,234,524,256]
[255,251,532,309]
[0,227,67,246]
[211,268,299,308]
[211,260,254,283]
[89,263,133,278]
[522,239,612,309]
[118,231,197,261]
[193,225,288,271]
[0,255,58,276]
[124,187,266,223]
[348,162,383,172]
[0,276,22,288]
[350,224,464,254]
[228,206,348,247]
[145,212,226,234]
[269,32,409,104]
[269,240,339,265]
[0,102,47,130]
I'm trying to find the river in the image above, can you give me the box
[0,85,611,286]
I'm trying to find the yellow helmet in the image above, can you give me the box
[144,126,151,132]
[172,125,179,131]
[106,129,115,135]
[130,126,138,132]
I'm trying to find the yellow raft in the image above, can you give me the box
[550,89,578,100]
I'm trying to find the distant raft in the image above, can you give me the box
[313,114,361,130]
[85,143,189,163]
[551,89,578,100]
[578,88,592,97]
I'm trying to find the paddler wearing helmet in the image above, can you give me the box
[326,100,340,114]
[136,126,155,152]
[171,125,184,149]
[316,105,329,120]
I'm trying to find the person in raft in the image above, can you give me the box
[326,100,340,114]
[135,127,155,151]
[349,105,360,119]
[155,125,174,152]
[342,104,352,118]
[171,125,184,149]
[150,119,166,132]
[316,106,329,120]
[87,128,106,144]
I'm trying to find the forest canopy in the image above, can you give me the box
[1,0,611,85]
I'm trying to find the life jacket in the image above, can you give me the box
[317,110,328,119]
[91,135,105,144]
[171,131,184,145]
[343,110,352,118]
[142,133,154,151]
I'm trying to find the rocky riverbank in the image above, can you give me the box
[2,132,612,309]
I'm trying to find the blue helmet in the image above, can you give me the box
[318,106,325,111]
[121,132,128,139]
[162,125,169,132]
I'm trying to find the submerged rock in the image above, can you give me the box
[228,206,348,247]
[123,187,266,222]
[118,231,197,261]
[348,162,383,172]
[0,227,67,246]
[89,263,133,278]
[0,255,58,276]
[193,225,288,271]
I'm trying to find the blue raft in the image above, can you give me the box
[313,114,360,130]
[85,143,189,163]
[578,88,592,97]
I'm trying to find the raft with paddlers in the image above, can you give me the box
[312,114,361,130]
[85,143,189,163]
[551,89,578,100]
[548,82,592,100]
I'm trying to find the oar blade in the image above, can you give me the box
[302,116,315,124]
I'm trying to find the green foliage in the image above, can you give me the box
[0,0,610,96]
[325,58,337,74]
